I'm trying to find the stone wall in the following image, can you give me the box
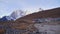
[34,24,60,34]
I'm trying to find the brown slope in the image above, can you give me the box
[16,7,60,21]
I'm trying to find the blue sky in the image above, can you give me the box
[0,0,60,17]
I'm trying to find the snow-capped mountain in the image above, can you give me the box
[0,10,26,21]
[10,10,26,20]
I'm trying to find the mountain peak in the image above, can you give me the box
[10,10,26,20]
